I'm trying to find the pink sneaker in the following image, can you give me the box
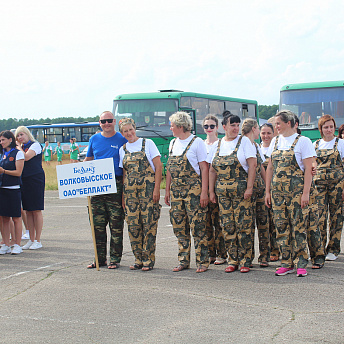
[275,267,295,276]
[296,268,308,277]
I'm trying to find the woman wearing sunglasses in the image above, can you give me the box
[203,115,227,265]
[208,111,257,273]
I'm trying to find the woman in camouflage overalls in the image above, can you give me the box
[260,123,280,261]
[242,119,271,268]
[314,115,344,262]
[265,110,316,277]
[203,115,227,265]
[119,118,162,271]
[209,112,257,273]
[164,112,209,273]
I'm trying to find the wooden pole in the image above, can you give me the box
[88,196,100,271]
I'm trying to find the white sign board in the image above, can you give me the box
[56,158,117,199]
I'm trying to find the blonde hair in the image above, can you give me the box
[15,126,35,142]
[118,117,136,132]
[241,118,258,135]
[169,111,192,132]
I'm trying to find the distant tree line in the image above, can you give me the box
[0,105,279,132]
[0,116,99,132]
[258,105,279,120]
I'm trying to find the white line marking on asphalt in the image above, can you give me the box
[0,263,64,281]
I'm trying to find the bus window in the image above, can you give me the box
[180,96,191,108]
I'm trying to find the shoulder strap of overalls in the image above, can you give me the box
[182,136,197,156]
[290,134,301,151]
[334,137,339,150]
[141,138,146,152]
[314,139,320,150]
[215,138,222,156]
[123,143,128,153]
[234,136,243,154]
[169,138,176,155]
[273,136,279,151]
[253,141,260,155]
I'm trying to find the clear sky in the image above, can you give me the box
[1,0,343,119]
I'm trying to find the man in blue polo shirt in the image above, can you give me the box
[85,111,127,269]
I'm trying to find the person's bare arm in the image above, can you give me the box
[199,161,209,208]
[244,157,257,200]
[152,156,163,203]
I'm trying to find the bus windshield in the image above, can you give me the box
[113,99,178,138]
[280,87,344,129]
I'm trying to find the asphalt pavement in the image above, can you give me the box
[0,191,343,344]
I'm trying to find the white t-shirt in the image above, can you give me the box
[44,145,52,156]
[313,138,344,159]
[119,138,161,171]
[28,142,42,155]
[207,135,257,173]
[260,145,270,157]
[2,151,25,189]
[169,135,207,175]
[204,139,219,156]
[266,133,316,171]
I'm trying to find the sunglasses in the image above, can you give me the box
[100,119,114,124]
[203,124,216,129]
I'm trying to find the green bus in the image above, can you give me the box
[113,90,258,167]
[280,81,344,140]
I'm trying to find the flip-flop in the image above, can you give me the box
[311,263,324,269]
[108,263,120,269]
[87,261,107,269]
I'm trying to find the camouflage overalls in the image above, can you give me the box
[261,152,280,258]
[314,138,344,256]
[212,137,254,268]
[90,179,124,265]
[206,201,227,261]
[271,135,310,269]
[251,142,270,263]
[123,139,161,268]
[167,137,209,269]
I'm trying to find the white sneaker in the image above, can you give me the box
[22,240,33,250]
[0,244,11,255]
[29,240,42,250]
[11,244,23,255]
[21,232,30,240]
[325,253,338,261]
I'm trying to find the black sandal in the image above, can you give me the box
[130,263,143,270]
[108,262,120,269]
[87,261,107,269]
[312,263,324,269]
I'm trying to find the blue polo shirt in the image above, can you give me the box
[87,132,127,177]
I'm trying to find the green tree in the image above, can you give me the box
[258,105,279,119]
